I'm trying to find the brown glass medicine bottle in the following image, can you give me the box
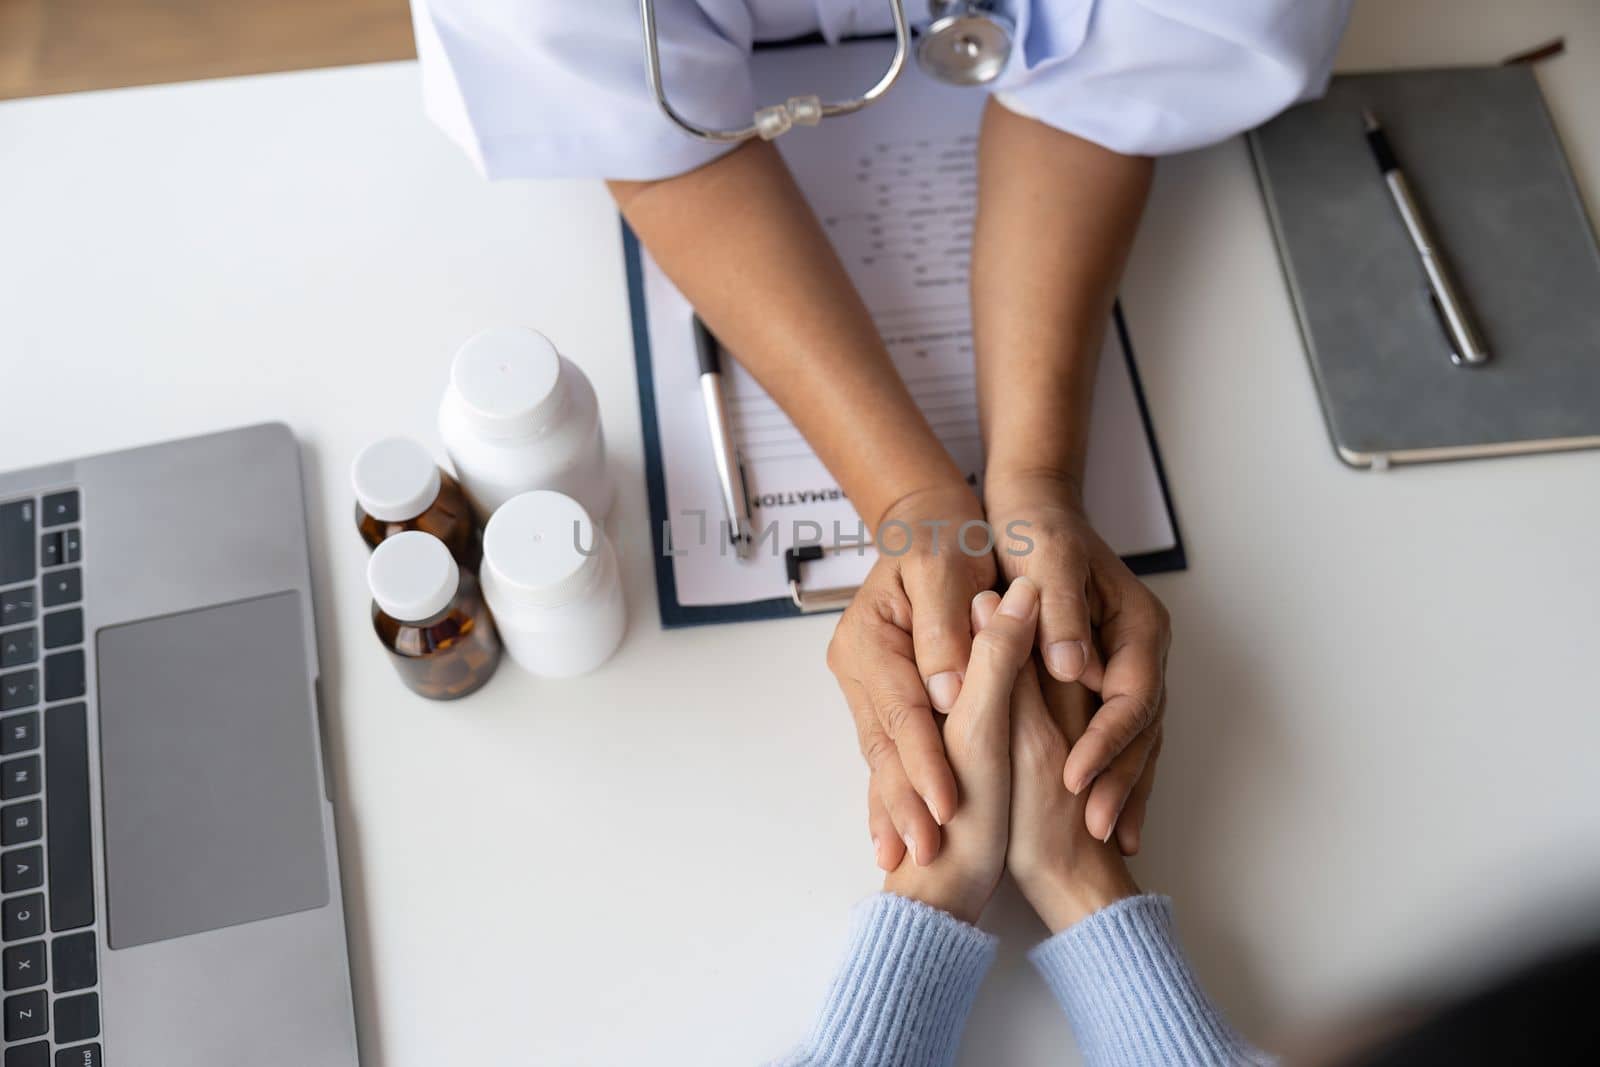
[368,531,501,700]
[352,436,480,570]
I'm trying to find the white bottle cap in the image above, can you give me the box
[351,437,443,522]
[368,531,460,622]
[482,490,603,608]
[448,327,566,440]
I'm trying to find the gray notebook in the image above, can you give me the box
[1249,66,1600,467]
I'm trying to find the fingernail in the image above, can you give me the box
[903,833,921,866]
[1067,770,1094,796]
[872,835,886,868]
[1046,640,1088,680]
[927,671,962,712]
[1103,801,1128,846]
[999,577,1039,619]
[925,794,946,826]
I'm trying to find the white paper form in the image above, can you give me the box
[639,38,1179,609]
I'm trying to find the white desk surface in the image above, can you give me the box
[3,3,1599,1064]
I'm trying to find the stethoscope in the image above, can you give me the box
[639,0,1015,143]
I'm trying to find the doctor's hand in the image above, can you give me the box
[1008,661,1142,933]
[828,484,997,872]
[883,580,1038,923]
[983,470,1170,854]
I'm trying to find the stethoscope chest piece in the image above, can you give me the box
[918,1,1014,86]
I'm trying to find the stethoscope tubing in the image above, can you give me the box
[638,0,913,143]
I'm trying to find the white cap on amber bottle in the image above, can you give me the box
[351,437,442,523]
[368,531,460,622]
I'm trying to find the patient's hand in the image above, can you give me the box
[1007,662,1143,934]
[985,472,1170,855]
[829,484,997,873]
[882,579,1038,924]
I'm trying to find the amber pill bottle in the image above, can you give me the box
[352,436,480,570]
[368,531,501,700]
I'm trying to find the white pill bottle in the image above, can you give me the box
[480,490,626,678]
[438,327,614,521]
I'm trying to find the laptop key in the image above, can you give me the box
[4,1041,47,1067]
[38,533,62,570]
[0,630,34,669]
[0,713,38,756]
[0,670,36,712]
[2,894,44,939]
[54,1046,100,1067]
[41,569,81,609]
[2,942,44,991]
[43,651,84,702]
[42,610,82,651]
[0,502,35,588]
[0,590,36,626]
[1,847,42,892]
[53,992,98,1043]
[50,932,96,996]
[0,757,39,800]
[45,703,94,931]
[2,990,46,1041]
[63,528,82,564]
[0,803,40,846]
[51,932,95,994]
[40,492,78,529]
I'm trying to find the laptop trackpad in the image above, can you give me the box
[97,592,328,949]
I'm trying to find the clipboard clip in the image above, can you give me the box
[785,544,865,614]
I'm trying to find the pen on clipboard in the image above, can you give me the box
[1363,108,1490,367]
[692,316,755,559]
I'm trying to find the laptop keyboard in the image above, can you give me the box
[0,491,103,1067]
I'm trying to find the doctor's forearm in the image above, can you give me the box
[610,142,967,528]
[972,99,1153,497]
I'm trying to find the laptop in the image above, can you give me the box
[0,423,359,1067]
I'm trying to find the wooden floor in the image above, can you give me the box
[0,0,417,101]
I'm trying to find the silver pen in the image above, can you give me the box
[692,316,755,558]
[1363,108,1490,366]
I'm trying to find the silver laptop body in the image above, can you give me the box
[0,423,359,1066]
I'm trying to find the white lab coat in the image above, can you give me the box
[411,0,1352,180]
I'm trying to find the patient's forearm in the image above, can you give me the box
[972,99,1153,496]
[1031,897,1271,1067]
[774,894,996,1067]
[610,142,966,528]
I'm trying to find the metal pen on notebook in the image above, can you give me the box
[692,315,755,558]
[1363,108,1490,366]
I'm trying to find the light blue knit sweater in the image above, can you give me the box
[775,893,1268,1067]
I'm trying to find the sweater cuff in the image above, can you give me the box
[784,893,997,1067]
[1028,895,1273,1067]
